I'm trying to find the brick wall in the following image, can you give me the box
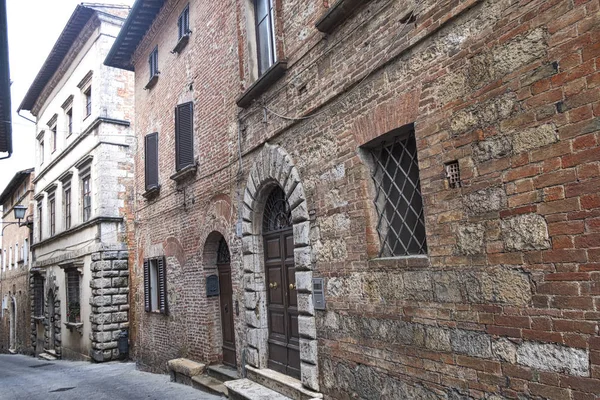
[131,0,600,397]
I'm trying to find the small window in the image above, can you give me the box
[66,269,81,323]
[254,0,276,76]
[33,275,44,317]
[82,174,91,222]
[178,4,190,40]
[149,47,159,79]
[66,108,73,136]
[445,161,461,189]
[144,257,167,314]
[144,133,159,191]
[364,126,427,257]
[175,102,194,171]
[39,140,44,165]
[84,87,92,118]
[37,202,43,241]
[49,196,56,236]
[64,185,71,230]
[23,239,28,265]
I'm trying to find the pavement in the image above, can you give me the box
[0,353,222,400]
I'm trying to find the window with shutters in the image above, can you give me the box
[39,140,44,165]
[66,269,81,323]
[143,257,167,314]
[81,173,91,222]
[49,195,56,236]
[51,124,57,153]
[178,4,190,40]
[144,132,160,194]
[145,47,159,90]
[37,202,43,242]
[363,125,428,257]
[66,108,73,137]
[175,102,194,172]
[84,87,92,118]
[33,275,44,317]
[64,184,71,230]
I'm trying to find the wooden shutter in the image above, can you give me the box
[175,102,194,171]
[143,259,150,312]
[158,256,167,314]
[145,133,159,190]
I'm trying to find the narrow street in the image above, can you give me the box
[0,354,221,400]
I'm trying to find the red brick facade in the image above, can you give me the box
[116,0,600,398]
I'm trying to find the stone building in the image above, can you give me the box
[18,3,135,361]
[0,168,34,354]
[106,0,600,398]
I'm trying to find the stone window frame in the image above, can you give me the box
[32,273,44,318]
[77,70,93,121]
[240,143,319,392]
[48,193,56,237]
[47,114,58,154]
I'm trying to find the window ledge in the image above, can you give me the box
[236,60,288,108]
[170,164,197,183]
[142,185,161,200]
[172,33,190,54]
[64,322,83,333]
[144,74,160,90]
[33,316,45,321]
[315,0,371,33]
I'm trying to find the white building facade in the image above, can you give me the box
[18,4,134,361]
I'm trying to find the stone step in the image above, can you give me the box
[45,349,57,356]
[208,364,239,382]
[246,366,322,400]
[192,374,229,397]
[225,378,292,400]
[39,352,57,361]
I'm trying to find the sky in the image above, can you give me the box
[0,0,134,194]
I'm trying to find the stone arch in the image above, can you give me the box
[241,143,319,391]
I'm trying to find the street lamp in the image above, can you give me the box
[1,204,29,236]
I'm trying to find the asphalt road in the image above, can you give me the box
[0,354,222,400]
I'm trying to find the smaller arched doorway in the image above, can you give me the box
[9,296,16,351]
[47,290,56,351]
[216,237,236,367]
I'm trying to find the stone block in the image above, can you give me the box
[298,315,317,339]
[246,347,260,368]
[464,186,506,216]
[112,277,128,288]
[301,362,320,392]
[516,341,589,377]
[91,253,102,262]
[112,312,128,323]
[90,296,112,307]
[243,253,259,273]
[433,272,462,303]
[112,260,128,270]
[93,288,119,296]
[501,213,550,251]
[244,291,261,310]
[102,251,120,260]
[456,223,485,255]
[91,262,111,272]
[293,221,310,247]
[403,271,433,301]
[297,292,314,316]
[299,338,318,364]
[425,327,452,352]
[295,271,312,293]
[247,328,268,349]
[451,329,492,358]
[90,278,112,289]
[492,338,517,363]
[472,135,513,163]
[167,358,206,377]
[512,123,558,154]
[112,294,128,305]
[294,246,312,271]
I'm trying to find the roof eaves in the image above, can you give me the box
[104,0,165,71]
[0,168,34,205]
[0,0,12,156]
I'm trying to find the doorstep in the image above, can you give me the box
[245,365,322,400]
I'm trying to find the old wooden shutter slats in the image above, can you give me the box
[158,256,167,314]
[175,102,194,171]
[145,133,159,190]
[143,259,150,312]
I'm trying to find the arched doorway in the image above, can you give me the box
[9,297,16,351]
[47,290,56,351]
[216,237,236,367]
[263,186,300,379]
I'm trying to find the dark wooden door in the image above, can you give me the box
[217,237,236,367]
[219,262,236,367]
[48,290,55,351]
[264,229,300,378]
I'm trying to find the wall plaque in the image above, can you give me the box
[206,275,220,297]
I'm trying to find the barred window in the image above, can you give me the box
[66,269,81,323]
[365,126,427,257]
[33,275,44,317]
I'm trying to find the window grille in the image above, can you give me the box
[217,237,230,264]
[263,186,292,233]
[178,4,190,40]
[66,270,81,323]
[367,128,427,257]
[445,161,461,188]
[33,275,44,317]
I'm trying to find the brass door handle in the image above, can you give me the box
[289,283,296,290]
[269,282,278,289]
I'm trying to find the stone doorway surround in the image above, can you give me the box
[241,143,319,391]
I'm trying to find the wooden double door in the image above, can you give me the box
[264,228,300,379]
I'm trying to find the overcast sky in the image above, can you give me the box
[0,0,134,194]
